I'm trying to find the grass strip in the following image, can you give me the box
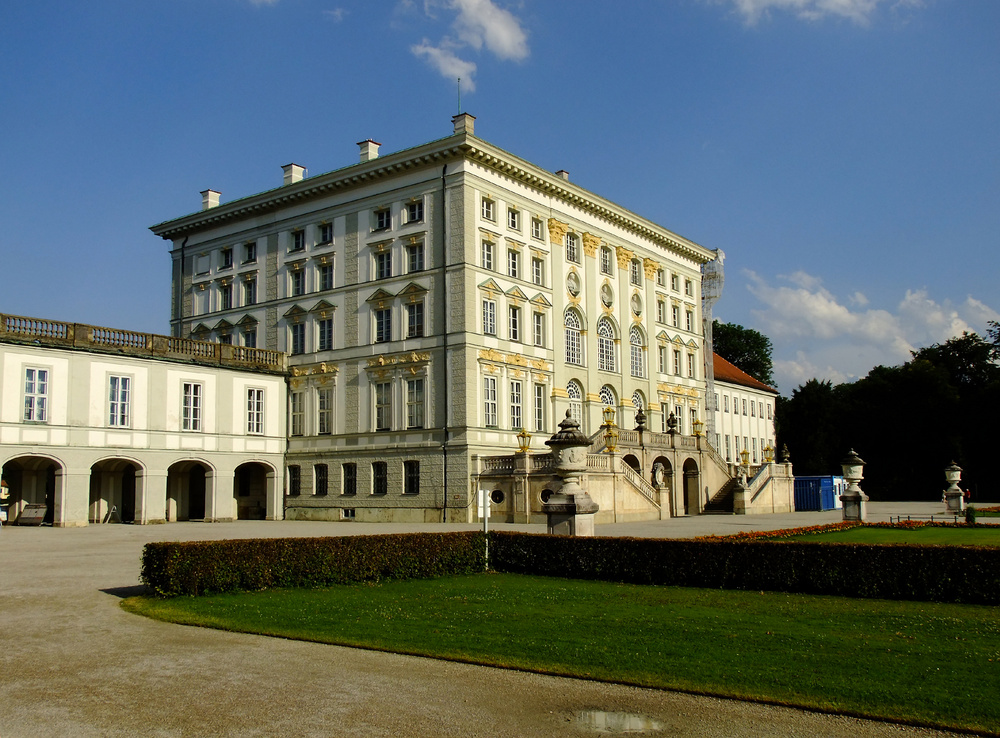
[123,573,1000,734]
[782,526,1000,546]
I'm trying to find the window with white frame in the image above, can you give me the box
[658,345,666,374]
[672,304,680,327]
[752,437,758,464]
[290,323,305,354]
[375,251,391,280]
[743,399,748,415]
[319,263,333,291]
[375,382,391,431]
[725,435,731,462]
[407,242,424,273]
[292,230,305,251]
[407,378,424,429]
[508,305,521,342]
[531,218,543,240]
[374,308,391,343]
[221,247,233,269]
[533,383,545,432]
[531,257,544,286]
[508,208,520,231]
[751,401,756,417]
[685,279,693,296]
[481,198,495,221]
[600,246,613,275]
[244,241,257,264]
[767,403,773,419]
[482,299,496,335]
[481,241,494,270]
[220,283,233,310]
[483,376,498,427]
[407,200,423,223]
[632,391,644,418]
[565,233,579,263]
[599,385,616,416]
[687,352,696,379]
[510,380,522,430]
[243,328,257,348]
[656,269,665,286]
[318,317,333,351]
[597,318,616,372]
[657,300,666,324]
[671,273,679,291]
[567,381,583,424]
[686,309,694,332]
[247,388,264,434]
[508,249,519,279]
[320,222,333,244]
[675,404,685,434]
[244,277,257,306]
[630,326,645,378]
[407,301,424,338]
[533,312,544,347]
[290,391,304,435]
[182,382,202,431]
[375,208,391,230]
[108,375,130,427]
[565,310,582,365]
[291,269,305,296]
[630,259,641,285]
[318,388,333,435]
[673,349,681,376]
[724,395,729,412]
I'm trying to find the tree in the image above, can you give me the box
[712,320,775,387]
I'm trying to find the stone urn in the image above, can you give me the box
[839,448,868,522]
[543,410,599,536]
[942,462,965,514]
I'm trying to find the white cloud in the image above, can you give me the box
[247,0,280,6]
[724,0,921,25]
[324,8,347,22]
[410,0,529,90]
[740,270,998,393]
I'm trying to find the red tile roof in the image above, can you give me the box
[713,353,778,394]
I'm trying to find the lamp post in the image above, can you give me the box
[740,447,750,482]
[602,406,618,453]
[516,427,531,454]
[692,418,704,438]
[763,444,774,463]
[602,405,616,428]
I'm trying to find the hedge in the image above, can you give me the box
[141,531,485,596]
[488,532,1000,605]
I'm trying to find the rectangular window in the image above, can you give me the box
[725,435,731,462]
[318,318,333,351]
[221,248,233,269]
[407,200,423,223]
[687,352,696,379]
[182,382,201,431]
[656,269,665,286]
[673,350,681,376]
[630,259,641,285]
[675,405,684,435]
[752,438,758,464]
[407,301,424,338]
[291,270,305,296]
[657,300,666,324]
[533,384,545,432]
[483,376,497,427]
[507,208,520,230]
[244,241,257,264]
[531,218,543,240]
[671,273,679,291]
[315,464,328,496]
[767,403,773,420]
[292,230,305,252]
[743,399,748,415]
[291,323,305,354]
[319,263,333,291]
[375,251,391,280]
[220,334,232,345]
[108,375,130,427]
[760,401,765,417]
[724,395,730,412]
[290,392,304,436]
[407,243,424,273]
[672,305,680,327]
[481,241,494,270]
[288,465,301,496]
[481,198,495,221]
[404,460,420,495]
[372,462,388,495]
[507,249,519,278]
[320,222,333,244]
[531,257,544,286]
[342,463,357,496]
[247,388,264,434]
[533,312,544,347]
[751,401,756,417]
[600,247,613,275]
[244,278,257,306]
[243,328,257,348]
[374,308,391,343]
[658,346,666,374]
[375,382,391,431]
[565,233,579,263]
[407,378,424,429]
[220,283,233,310]
[685,279,693,296]
[510,380,522,430]
[482,299,496,335]
[686,310,694,332]
[508,305,520,342]
[318,388,333,435]
[375,208,391,230]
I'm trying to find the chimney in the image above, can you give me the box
[201,189,221,210]
[452,113,476,135]
[282,163,306,185]
[555,170,570,181]
[357,139,381,163]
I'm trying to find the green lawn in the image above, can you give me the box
[783,526,1000,545]
[124,573,1000,734]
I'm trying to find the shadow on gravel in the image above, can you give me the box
[101,585,149,598]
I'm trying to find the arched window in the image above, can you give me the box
[630,325,645,378]
[565,310,582,365]
[597,317,616,372]
[567,381,583,424]
[632,391,644,411]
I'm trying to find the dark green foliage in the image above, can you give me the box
[141,531,485,596]
[712,320,775,386]
[488,532,1000,605]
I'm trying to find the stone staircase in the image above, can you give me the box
[702,477,740,514]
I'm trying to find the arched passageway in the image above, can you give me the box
[89,459,139,523]
[234,462,270,520]
[2,456,60,525]
[166,461,211,521]
[683,458,700,515]
[623,454,641,473]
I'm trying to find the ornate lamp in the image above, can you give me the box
[602,405,616,428]
[740,447,750,467]
[604,423,618,453]
[516,427,531,454]
[763,444,774,463]
[692,418,704,437]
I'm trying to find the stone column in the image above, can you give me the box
[543,410,599,536]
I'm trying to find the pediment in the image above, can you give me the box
[283,304,307,319]
[365,288,394,304]
[236,314,258,327]
[308,299,336,314]
[397,282,428,298]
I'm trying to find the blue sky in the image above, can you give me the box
[2,0,997,393]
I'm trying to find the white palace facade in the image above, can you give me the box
[148,114,761,523]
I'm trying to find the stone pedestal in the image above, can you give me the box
[839,449,868,522]
[543,410,599,536]
[942,462,965,514]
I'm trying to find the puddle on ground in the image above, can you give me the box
[575,710,665,734]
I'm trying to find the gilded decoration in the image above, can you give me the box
[289,377,304,390]
[582,233,601,258]
[479,229,497,244]
[643,258,659,279]
[615,245,634,269]
[546,218,568,245]
[478,348,505,363]
[530,358,551,371]
[551,387,569,398]
[586,393,601,402]
[483,364,497,374]
[531,372,548,383]
[508,353,528,367]
[510,368,524,378]
[366,351,431,369]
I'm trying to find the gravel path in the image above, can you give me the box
[0,507,984,737]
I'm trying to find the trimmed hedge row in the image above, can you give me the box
[489,532,1000,605]
[141,531,485,596]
